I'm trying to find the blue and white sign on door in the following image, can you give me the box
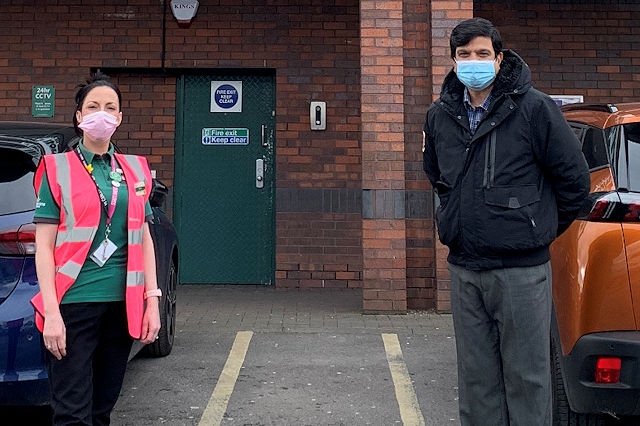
[211,81,242,113]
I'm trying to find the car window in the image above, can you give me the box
[0,148,37,215]
[569,124,584,141]
[624,123,640,192]
[581,127,609,170]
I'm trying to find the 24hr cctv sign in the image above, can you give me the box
[32,85,55,117]
[211,81,242,113]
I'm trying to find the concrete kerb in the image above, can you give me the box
[175,284,455,336]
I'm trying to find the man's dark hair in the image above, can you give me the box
[72,71,122,136]
[449,17,503,59]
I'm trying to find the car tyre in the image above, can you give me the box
[142,258,177,357]
[551,334,606,426]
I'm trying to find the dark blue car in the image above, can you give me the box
[0,122,178,406]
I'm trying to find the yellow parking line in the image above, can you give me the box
[199,330,253,426]
[382,333,426,426]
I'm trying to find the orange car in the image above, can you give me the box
[550,103,640,424]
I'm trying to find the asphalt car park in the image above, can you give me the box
[0,285,461,425]
[3,285,640,425]
[5,103,640,425]
[93,285,640,426]
[113,285,461,426]
[116,103,640,426]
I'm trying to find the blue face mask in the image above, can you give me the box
[455,60,497,91]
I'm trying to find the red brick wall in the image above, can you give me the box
[475,0,640,103]
[0,0,362,290]
[110,74,176,182]
[360,0,408,311]
[276,212,362,288]
[3,0,638,307]
[0,3,176,182]
[404,0,436,310]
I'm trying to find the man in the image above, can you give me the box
[422,18,590,425]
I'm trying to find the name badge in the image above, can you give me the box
[135,181,146,196]
[90,238,118,267]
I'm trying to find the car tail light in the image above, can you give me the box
[0,223,36,255]
[582,191,640,222]
[595,357,621,384]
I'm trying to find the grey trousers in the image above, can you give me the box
[449,262,552,426]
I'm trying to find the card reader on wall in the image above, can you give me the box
[310,101,326,130]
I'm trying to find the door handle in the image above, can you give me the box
[256,158,264,188]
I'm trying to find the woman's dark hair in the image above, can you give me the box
[73,71,122,136]
[449,17,503,59]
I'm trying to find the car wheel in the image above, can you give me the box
[142,258,177,357]
[551,334,607,426]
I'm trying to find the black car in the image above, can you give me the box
[0,122,178,406]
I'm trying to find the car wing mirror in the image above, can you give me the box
[150,179,169,209]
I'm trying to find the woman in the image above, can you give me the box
[31,72,161,426]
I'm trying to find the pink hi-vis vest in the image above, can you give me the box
[30,151,152,339]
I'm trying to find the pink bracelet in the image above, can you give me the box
[144,288,162,299]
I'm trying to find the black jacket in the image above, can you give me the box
[423,50,590,270]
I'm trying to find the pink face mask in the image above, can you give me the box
[78,111,119,142]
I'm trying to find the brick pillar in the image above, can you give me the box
[360,0,407,313]
[404,0,435,311]
[431,0,474,312]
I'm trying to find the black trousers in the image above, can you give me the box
[46,302,133,426]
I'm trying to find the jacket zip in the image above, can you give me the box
[483,131,497,189]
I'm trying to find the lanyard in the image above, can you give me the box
[75,145,120,230]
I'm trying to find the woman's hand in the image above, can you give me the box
[139,297,161,344]
[35,222,66,360]
[139,223,161,345]
[43,312,66,360]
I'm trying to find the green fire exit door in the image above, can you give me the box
[174,73,276,284]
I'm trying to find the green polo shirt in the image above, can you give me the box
[34,142,153,304]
